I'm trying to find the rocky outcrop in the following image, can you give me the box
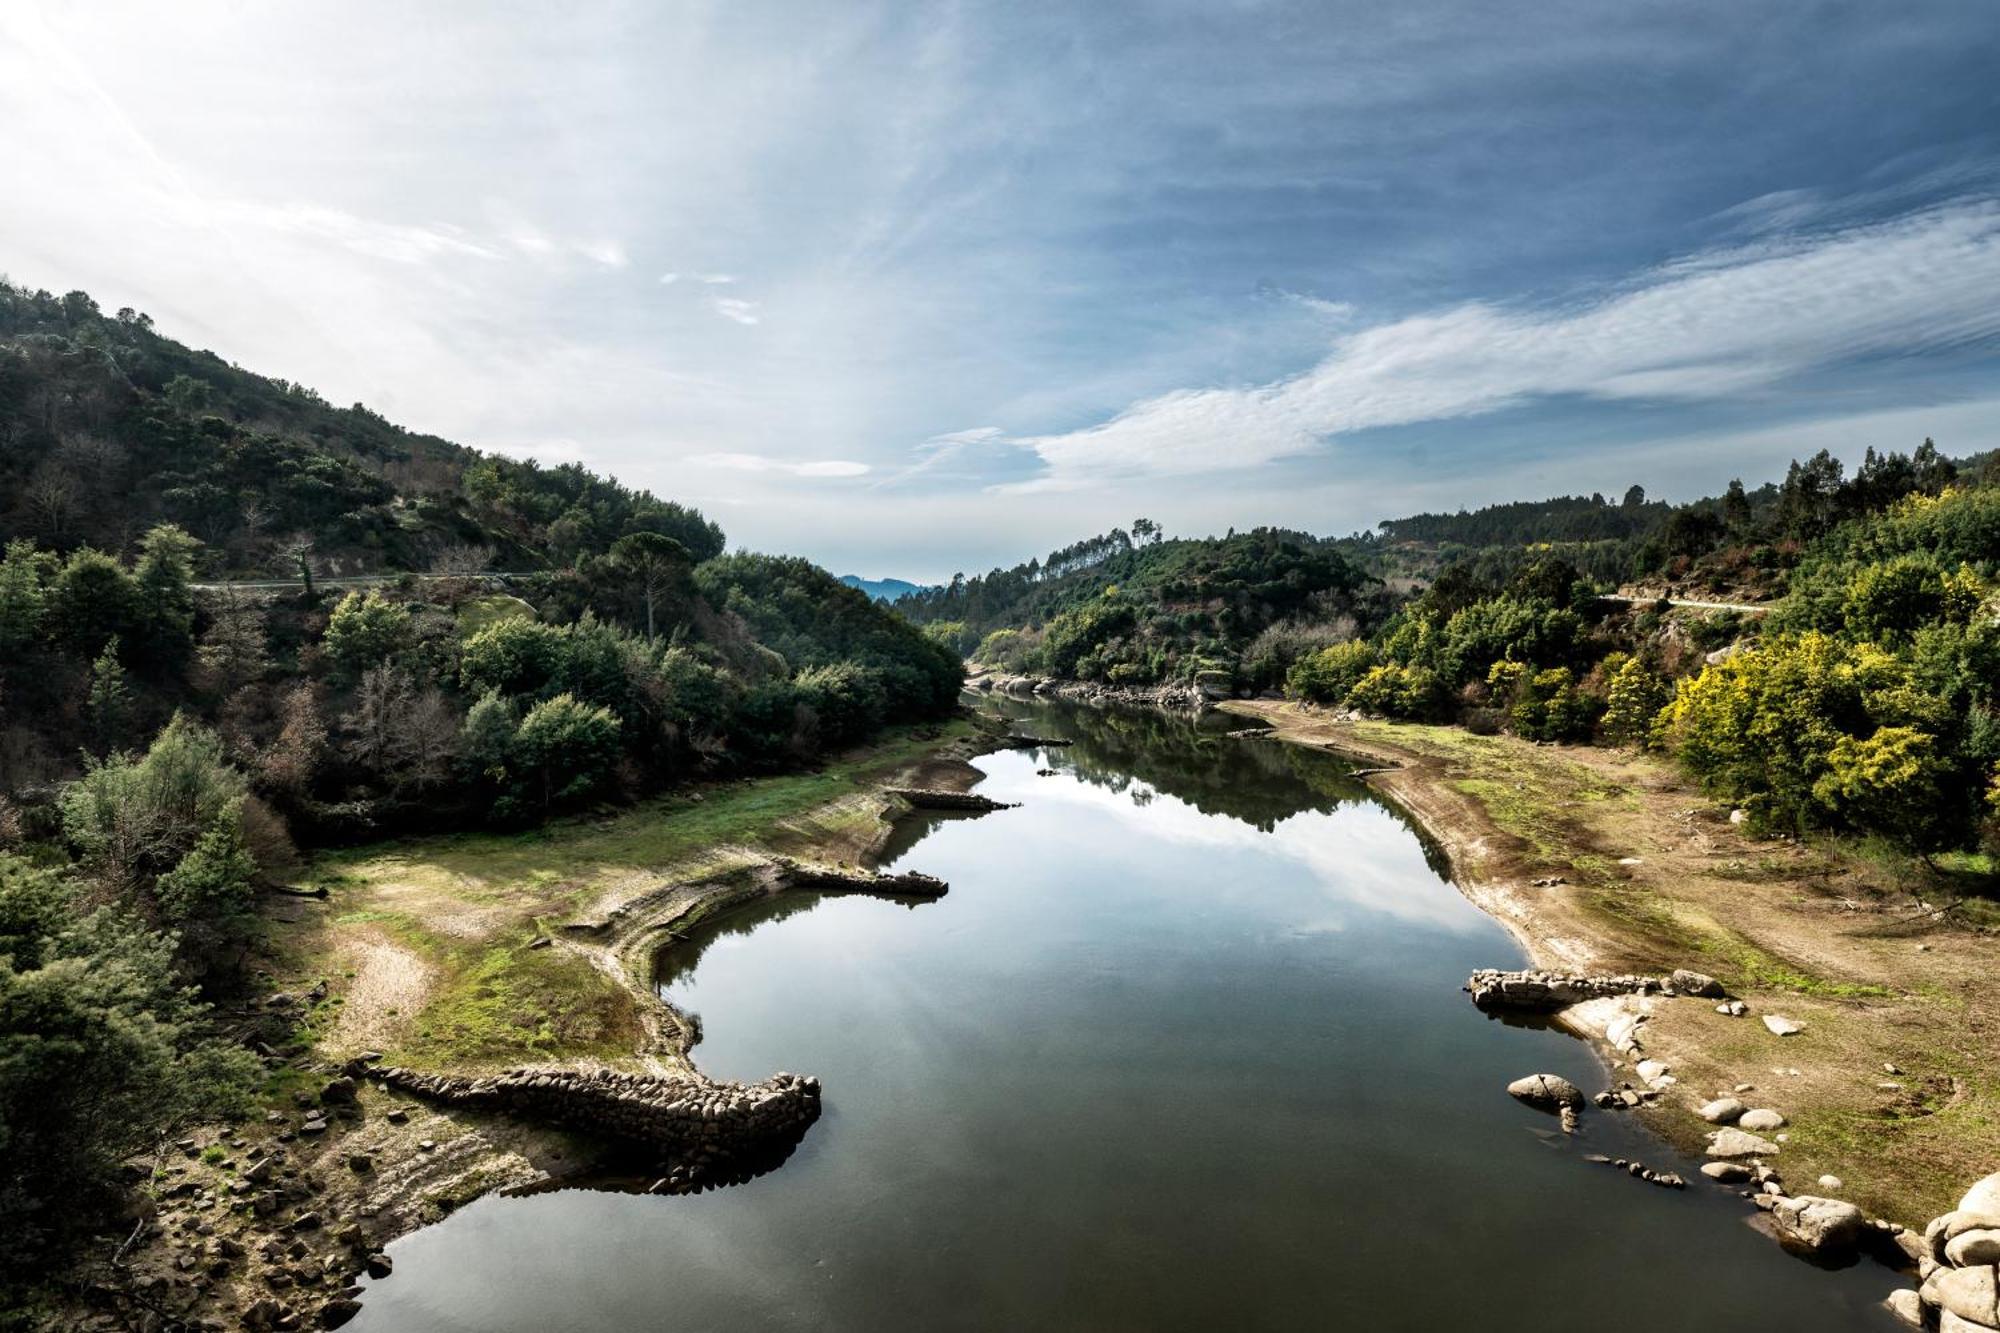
[1903,1172,2000,1331]
[372,1065,821,1167]
[1464,968,1664,1011]
[884,787,1018,813]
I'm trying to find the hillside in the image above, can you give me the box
[839,574,927,602]
[0,281,721,575]
[900,524,1387,692]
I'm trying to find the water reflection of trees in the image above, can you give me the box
[652,890,835,995]
[982,697,1452,878]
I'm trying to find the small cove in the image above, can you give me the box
[351,699,1900,1331]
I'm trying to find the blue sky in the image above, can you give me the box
[4,1,1999,580]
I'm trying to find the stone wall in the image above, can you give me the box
[1465,968,1666,1011]
[372,1065,820,1168]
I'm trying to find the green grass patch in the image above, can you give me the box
[395,929,642,1070]
[456,593,538,637]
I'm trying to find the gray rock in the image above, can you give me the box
[1771,1195,1867,1257]
[1700,1161,1752,1182]
[1507,1073,1584,1111]
[1671,969,1725,998]
[1739,1108,1787,1132]
[1964,1172,2000,1216]
[1940,1311,2000,1333]
[1923,1265,2000,1328]
[1762,1014,1804,1036]
[1883,1289,1924,1328]
[320,1076,358,1104]
[1946,1228,2000,1267]
[1706,1128,1780,1158]
[1698,1097,1746,1124]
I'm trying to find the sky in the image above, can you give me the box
[3,1,1999,582]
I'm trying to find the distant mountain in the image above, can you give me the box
[839,575,926,602]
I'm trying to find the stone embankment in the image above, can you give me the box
[885,787,1019,813]
[371,1066,821,1170]
[970,672,1210,712]
[769,857,948,897]
[1465,967,1669,1011]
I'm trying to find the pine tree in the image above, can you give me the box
[85,642,132,753]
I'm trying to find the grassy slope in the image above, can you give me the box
[273,720,974,1073]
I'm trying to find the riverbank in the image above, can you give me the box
[73,720,991,1332]
[1222,699,1999,1238]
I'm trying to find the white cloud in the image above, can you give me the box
[996,200,2000,492]
[658,272,681,284]
[689,452,870,478]
[710,296,761,325]
[697,273,738,285]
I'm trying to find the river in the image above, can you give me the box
[351,698,1900,1331]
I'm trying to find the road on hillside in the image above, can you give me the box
[190,572,535,592]
[1600,592,1772,614]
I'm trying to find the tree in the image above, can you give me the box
[1602,656,1671,748]
[47,547,135,655]
[60,715,248,897]
[23,463,81,541]
[195,589,270,688]
[261,684,327,798]
[0,854,257,1279]
[1721,479,1752,535]
[459,690,519,787]
[131,523,201,666]
[513,693,621,810]
[0,540,47,659]
[153,810,258,931]
[1621,484,1646,510]
[609,531,691,640]
[323,590,411,676]
[84,642,132,754]
[1812,726,1955,853]
[344,663,412,776]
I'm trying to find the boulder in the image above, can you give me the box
[1946,1229,2000,1268]
[1706,1128,1780,1158]
[1940,1311,2000,1333]
[1738,1108,1787,1132]
[1923,1265,2000,1328]
[1698,1097,1746,1124]
[1507,1074,1584,1112]
[320,1076,358,1105]
[1762,1014,1804,1036]
[1700,1161,1752,1182]
[1771,1195,1867,1257]
[1965,1173,2000,1217]
[1884,1288,1924,1328]
[1671,969,1725,998]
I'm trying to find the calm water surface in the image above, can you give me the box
[354,700,1899,1331]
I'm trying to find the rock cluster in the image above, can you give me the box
[769,858,947,898]
[1909,1172,2000,1331]
[1464,968,1664,1011]
[371,1065,821,1163]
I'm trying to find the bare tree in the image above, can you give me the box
[196,590,271,689]
[276,532,317,594]
[396,687,460,789]
[343,663,411,776]
[25,463,81,541]
[429,542,495,580]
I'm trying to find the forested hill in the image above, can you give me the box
[0,280,721,574]
[899,524,1386,692]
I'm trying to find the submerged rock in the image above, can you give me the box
[1507,1073,1584,1112]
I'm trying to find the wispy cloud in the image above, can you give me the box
[690,452,869,478]
[710,296,761,325]
[697,273,737,285]
[996,200,2000,493]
